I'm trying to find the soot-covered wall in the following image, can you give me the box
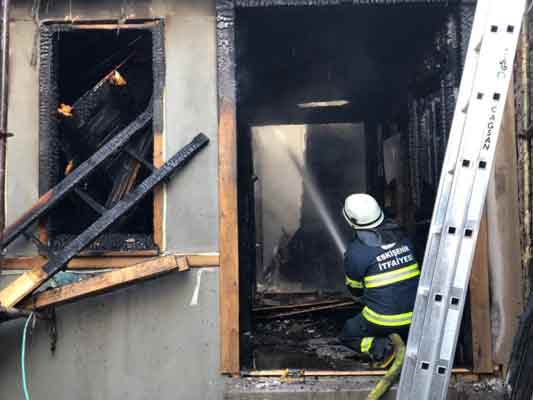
[236,3,474,295]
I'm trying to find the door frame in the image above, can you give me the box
[215,0,491,375]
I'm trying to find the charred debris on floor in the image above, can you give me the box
[251,292,368,371]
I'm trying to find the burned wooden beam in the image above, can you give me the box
[73,187,108,215]
[0,306,32,323]
[19,255,190,311]
[123,146,157,173]
[0,133,209,308]
[1,105,153,249]
[105,128,153,208]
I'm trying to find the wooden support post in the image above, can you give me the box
[217,0,240,375]
[153,132,164,250]
[19,255,189,310]
[469,212,493,374]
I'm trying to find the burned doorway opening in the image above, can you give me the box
[39,21,164,254]
[235,3,476,371]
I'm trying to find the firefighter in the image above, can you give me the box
[340,193,419,367]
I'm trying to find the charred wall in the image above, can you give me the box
[405,5,473,253]
[236,3,475,295]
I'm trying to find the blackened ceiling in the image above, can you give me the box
[235,4,454,124]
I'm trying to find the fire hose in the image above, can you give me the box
[366,333,406,400]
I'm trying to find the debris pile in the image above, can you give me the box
[251,294,367,370]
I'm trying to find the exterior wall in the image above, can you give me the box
[0,269,223,400]
[0,1,225,399]
[5,0,219,256]
[5,18,39,256]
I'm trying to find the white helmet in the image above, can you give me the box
[343,194,384,230]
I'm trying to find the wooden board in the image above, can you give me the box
[1,253,219,270]
[242,368,474,378]
[469,212,493,373]
[153,132,165,250]
[19,255,189,310]
[218,99,240,375]
[217,0,241,375]
[0,267,49,307]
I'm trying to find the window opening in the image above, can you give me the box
[39,22,164,253]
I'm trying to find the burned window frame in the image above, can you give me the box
[38,19,166,256]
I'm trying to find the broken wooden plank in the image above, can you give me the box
[19,255,189,310]
[1,253,219,270]
[105,129,153,208]
[1,105,153,250]
[0,133,209,308]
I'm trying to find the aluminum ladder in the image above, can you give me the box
[397,0,527,398]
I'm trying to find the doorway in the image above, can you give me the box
[218,1,476,373]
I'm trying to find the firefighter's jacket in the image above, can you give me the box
[344,221,420,327]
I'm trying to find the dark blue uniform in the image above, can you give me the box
[340,220,419,357]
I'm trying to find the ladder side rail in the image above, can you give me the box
[398,1,526,398]
[431,8,525,396]
[399,0,491,393]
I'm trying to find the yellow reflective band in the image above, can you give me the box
[360,337,374,353]
[345,276,363,289]
[364,264,420,288]
[362,306,412,327]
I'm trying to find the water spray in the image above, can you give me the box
[273,129,347,256]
